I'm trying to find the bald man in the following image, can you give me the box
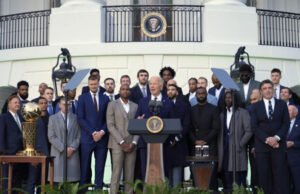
[135,76,173,181]
[287,105,300,194]
[208,74,225,107]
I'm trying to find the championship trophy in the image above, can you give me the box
[17,102,41,156]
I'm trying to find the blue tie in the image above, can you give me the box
[268,100,273,120]
[48,103,53,115]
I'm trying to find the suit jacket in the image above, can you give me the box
[0,112,24,155]
[237,80,260,107]
[208,86,225,107]
[48,112,81,182]
[31,96,42,103]
[286,119,300,167]
[190,94,218,107]
[190,103,220,157]
[77,91,110,146]
[35,115,50,156]
[81,86,105,94]
[250,99,290,152]
[162,85,183,97]
[218,108,252,171]
[104,93,120,101]
[164,97,190,167]
[135,95,173,148]
[129,84,150,104]
[107,99,138,150]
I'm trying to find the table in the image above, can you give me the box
[0,155,54,194]
[186,156,217,190]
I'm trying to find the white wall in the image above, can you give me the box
[256,0,300,13]
[0,0,51,15]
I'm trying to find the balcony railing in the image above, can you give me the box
[103,5,203,42]
[257,9,300,48]
[0,10,51,50]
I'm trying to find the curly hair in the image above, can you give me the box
[159,66,176,78]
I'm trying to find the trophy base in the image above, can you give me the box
[16,149,41,156]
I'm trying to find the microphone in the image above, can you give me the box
[154,101,163,115]
[148,100,156,113]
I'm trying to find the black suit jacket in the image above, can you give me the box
[81,86,105,94]
[250,99,290,152]
[190,103,220,156]
[31,96,42,103]
[35,115,50,156]
[129,84,150,104]
[0,112,24,155]
[287,119,300,167]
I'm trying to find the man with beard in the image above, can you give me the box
[26,97,51,194]
[165,84,190,187]
[237,65,260,108]
[120,75,131,87]
[2,80,29,114]
[104,78,119,101]
[189,87,220,191]
[209,74,225,107]
[184,77,198,102]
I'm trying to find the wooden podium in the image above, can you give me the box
[186,156,217,190]
[128,118,182,185]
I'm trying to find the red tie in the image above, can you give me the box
[93,93,98,112]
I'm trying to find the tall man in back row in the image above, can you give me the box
[251,79,290,194]
[77,75,110,189]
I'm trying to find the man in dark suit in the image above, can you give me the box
[31,82,48,103]
[130,69,150,104]
[271,68,285,99]
[26,97,50,194]
[2,80,29,114]
[81,68,106,94]
[77,75,110,189]
[165,84,190,187]
[286,105,300,194]
[208,74,225,107]
[237,65,260,108]
[135,76,173,181]
[190,87,220,191]
[0,95,26,193]
[103,78,119,101]
[184,77,197,102]
[251,79,290,194]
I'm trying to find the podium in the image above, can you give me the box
[186,156,217,190]
[128,118,182,185]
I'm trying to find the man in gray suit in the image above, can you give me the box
[48,97,81,183]
[106,85,138,194]
[237,64,260,108]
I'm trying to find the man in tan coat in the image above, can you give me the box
[107,85,138,194]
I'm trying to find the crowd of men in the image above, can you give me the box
[0,66,300,194]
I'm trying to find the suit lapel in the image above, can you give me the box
[8,112,22,132]
[258,100,268,119]
[116,99,129,119]
[289,120,300,137]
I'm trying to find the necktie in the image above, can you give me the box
[273,88,277,98]
[93,93,98,112]
[47,103,53,115]
[14,114,22,130]
[268,100,273,120]
[71,100,76,114]
[109,95,113,101]
[288,122,294,135]
[142,87,147,98]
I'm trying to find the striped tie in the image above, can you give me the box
[268,100,273,120]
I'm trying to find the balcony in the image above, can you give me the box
[0,5,300,50]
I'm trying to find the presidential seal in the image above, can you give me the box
[141,12,167,38]
[146,116,164,134]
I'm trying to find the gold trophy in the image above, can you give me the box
[17,102,41,156]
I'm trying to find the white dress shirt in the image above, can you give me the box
[120,98,130,113]
[9,111,22,130]
[274,84,280,99]
[243,81,250,100]
[90,90,99,106]
[226,107,233,129]
[189,92,196,101]
[263,98,275,118]
[289,118,296,135]
[215,86,223,100]
[104,92,115,101]
[139,84,148,97]
[151,93,162,101]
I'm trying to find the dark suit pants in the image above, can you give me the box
[139,147,147,181]
[80,143,107,189]
[288,165,300,194]
[256,150,289,194]
[221,170,247,193]
[26,163,49,194]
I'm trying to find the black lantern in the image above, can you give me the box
[52,48,76,98]
[230,46,255,82]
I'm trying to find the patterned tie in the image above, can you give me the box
[109,95,113,101]
[142,87,147,98]
[93,93,98,112]
[268,100,274,120]
[71,100,76,114]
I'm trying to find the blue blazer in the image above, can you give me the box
[129,84,150,104]
[77,92,110,146]
[81,86,105,94]
[0,112,24,155]
[208,86,225,107]
[135,95,173,148]
[251,99,290,152]
[287,119,300,166]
